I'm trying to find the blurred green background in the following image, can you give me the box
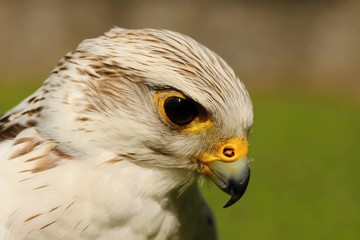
[1,0,359,239]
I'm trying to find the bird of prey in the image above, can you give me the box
[0,27,253,239]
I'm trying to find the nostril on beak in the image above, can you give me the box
[223,147,235,158]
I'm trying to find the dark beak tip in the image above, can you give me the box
[223,195,241,208]
[222,169,250,208]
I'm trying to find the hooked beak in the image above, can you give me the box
[199,137,250,208]
[206,157,250,208]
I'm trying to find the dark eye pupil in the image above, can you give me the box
[164,97,198,125]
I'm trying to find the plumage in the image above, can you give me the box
[0,27,253,239]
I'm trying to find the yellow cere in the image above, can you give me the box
[199,137,248,163]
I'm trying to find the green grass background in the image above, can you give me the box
[1,80,359,239]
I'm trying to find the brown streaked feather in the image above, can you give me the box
[0,124,27,142]
[24,213,43,223]
[65,201,76,210]
[30,144,73,173]
[104,159,122,164]
[13,137,35,145]
[33,185,49,190]
[31,159,57,173]
[9,139,41,159]
[39,220,57,230]
[48,206,62,213]
[52,146,73,160]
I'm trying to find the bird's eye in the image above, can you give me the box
[155,91,211,132]
[164,97,199,126]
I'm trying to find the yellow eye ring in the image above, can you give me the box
[155,91,212,134]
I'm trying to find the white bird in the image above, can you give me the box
[0,27,253,240]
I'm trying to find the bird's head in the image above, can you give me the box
[41,27,253,207]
